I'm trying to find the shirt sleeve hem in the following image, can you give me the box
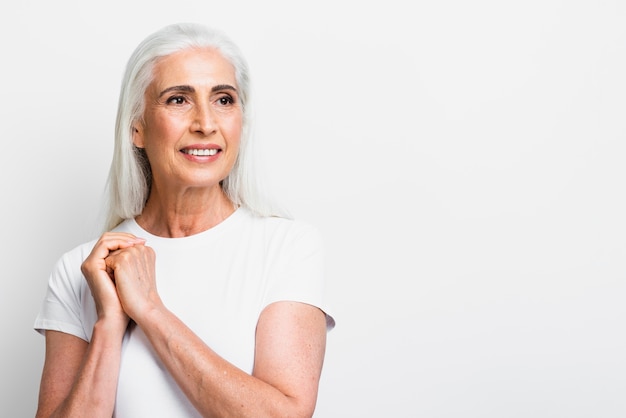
[33,318,88,342]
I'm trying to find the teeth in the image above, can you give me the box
[184,149,218,156]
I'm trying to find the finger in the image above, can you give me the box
[101,232,146,246]
[105,264,114,280]
[92,233,146,258]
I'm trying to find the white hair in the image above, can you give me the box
[103,22,287,231]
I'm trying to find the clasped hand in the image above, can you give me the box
[81,232,160,333]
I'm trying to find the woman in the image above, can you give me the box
[34,22,334,417]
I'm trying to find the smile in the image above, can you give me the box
[182,149,219,156]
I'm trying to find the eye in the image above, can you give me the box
[166,96,187,105]
[216,95,234,106]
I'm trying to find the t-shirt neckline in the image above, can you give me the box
[123,206,245,247]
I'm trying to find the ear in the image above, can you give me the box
[132,122,145,148]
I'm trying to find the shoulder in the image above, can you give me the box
[57,239,97,268]
[44,238,97,308]
[240,209,324,248]
[240,207,320,235]
[53,218,135,272]
[110,218,139,234]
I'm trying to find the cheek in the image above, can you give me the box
[143,115,184,146]
[225,114,243,146]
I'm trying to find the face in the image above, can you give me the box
[133,47,243,194]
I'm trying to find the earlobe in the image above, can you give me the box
[132,124,145,148]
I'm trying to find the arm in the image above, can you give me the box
[35,325,125,418]
[35,233,145,417]
[107,243,328,417]
[139,300,327,418]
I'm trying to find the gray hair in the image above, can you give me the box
[104,22,285,231]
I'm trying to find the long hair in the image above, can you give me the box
[103,22,286,231]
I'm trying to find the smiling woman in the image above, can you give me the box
[132,48,243,236]
[33,22,335,418]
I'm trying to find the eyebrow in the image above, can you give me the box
[158,84,238,98]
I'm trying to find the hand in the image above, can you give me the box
[81,232,146,334]
[105,243,162,323]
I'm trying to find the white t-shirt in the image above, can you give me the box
[34,207,334,417]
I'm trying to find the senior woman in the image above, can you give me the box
[34,22,334,417]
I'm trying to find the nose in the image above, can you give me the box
[191,102,217,135]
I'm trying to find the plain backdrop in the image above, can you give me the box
[1,1,625,417]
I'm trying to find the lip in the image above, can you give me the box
[180,143,222,161]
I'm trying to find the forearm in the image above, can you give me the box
[137,307,302,418]
[45,321,125,418]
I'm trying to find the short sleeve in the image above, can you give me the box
[263,222,335,330]
[33,245,94,341]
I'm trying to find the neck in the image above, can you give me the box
[136,185,236,238]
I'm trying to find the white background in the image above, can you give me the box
[1,1,625,417]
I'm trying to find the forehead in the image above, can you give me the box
[150,47,237,89]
